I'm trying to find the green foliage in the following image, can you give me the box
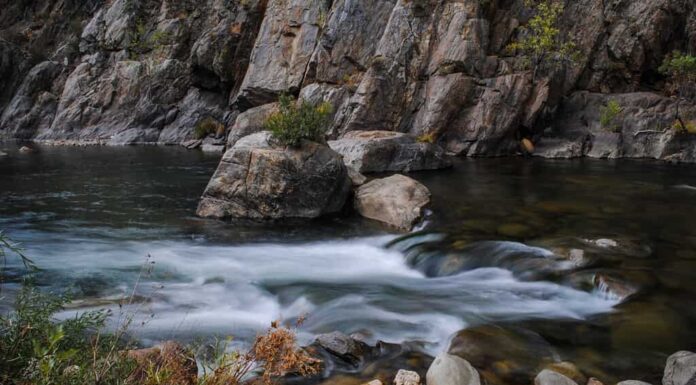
[0,230,36,274]
[600,100,623,132]
[506,0,580,79]
[672,120,696,134]
[0,287,136,385]
[264,95,333,147]
[195,117,224,139]
[416,132,437,144]
[659,51,696,97]
[659,51,696,83]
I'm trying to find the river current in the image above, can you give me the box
[2,145,695,382]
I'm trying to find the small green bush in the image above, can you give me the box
[264,95,333,147]
[600,100,623,132]
[659,51,696,85]
[195,117,224,139]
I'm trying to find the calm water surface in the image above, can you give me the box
[1,145,695,383]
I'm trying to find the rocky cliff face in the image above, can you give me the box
[0,0,694,160]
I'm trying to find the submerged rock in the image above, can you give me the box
[449,325,554,385]
[593,273,639,301]
[197,131,351,219]
[354,174,430,230]
[535,369,579,385]
[315,331,372,366]
[328,131,451,173]
[426,353,481,385]
[663,351,696,385]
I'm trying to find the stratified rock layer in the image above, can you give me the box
[0,0,694,161]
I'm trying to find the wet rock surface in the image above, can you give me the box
[354,174,431,230]
[196,131,351,219]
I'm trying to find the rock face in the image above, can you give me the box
[354,174,431,230]
[0,0,694,161]
[328,131,451,173]
[196,132,351,219]
[426,353,481,385]
[663,351,696,385]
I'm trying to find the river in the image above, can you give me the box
[1,145,695,383]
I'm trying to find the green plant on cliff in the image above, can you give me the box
[264,95,333,147]
[659,51,696,132]
[600,100,623,132]
[195,117,224,139]
[506,0,580,80]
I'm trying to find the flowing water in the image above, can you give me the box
[1,145,696,383]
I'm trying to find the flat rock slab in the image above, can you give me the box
[354,174,430,230]
[197,131,351,219]
[329,130,451,173]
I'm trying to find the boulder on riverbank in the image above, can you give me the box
[426,353,481,385]
[328,131,451,173]
[354,174,431,230]
[196,131,351,219]
[663,351,696,385]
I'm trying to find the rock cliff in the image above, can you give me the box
[0,0,694,160]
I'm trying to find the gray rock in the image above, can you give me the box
[226,103,279,147]
[347,166,367,186]
[426,353,481,385]
[394,369,420,385]
[354,174,430,230]
[197,131,351,219]
[663,351,696,385]
[616,381,652,385]
[593,273,640,302]
[315,331,370,365]
[201,144,225,153]
[535,369,579,385]
[232,0,325,108]
[328,131,451,173]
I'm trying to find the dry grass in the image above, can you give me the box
[200,320,322,385]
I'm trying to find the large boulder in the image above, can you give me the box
[354,174,430,230]
[426,353,481,385]
[197,131,351,219]
[328,131,451,173]
[663,351,696,385]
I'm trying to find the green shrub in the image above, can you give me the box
[659,51,696,86]
[0,287,137,385]
[194,117,224,139]
[600,100,623,132]
[506,0,580,79]
[264,95,333,147]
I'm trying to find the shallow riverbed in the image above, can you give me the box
[1,145,695,383]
